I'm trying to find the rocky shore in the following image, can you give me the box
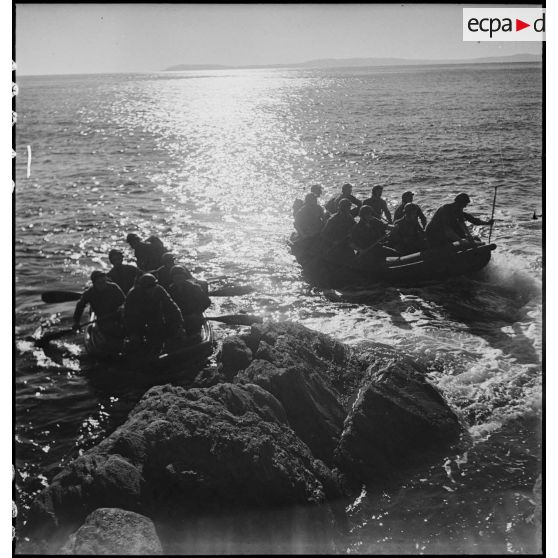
[18,321,467,554]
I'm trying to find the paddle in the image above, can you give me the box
[205,314,263,326]
[42,290,82,303]
[41,284,255,304]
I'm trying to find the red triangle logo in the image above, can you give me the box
[516,19,530,31]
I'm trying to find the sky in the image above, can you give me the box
[16,4,542,75]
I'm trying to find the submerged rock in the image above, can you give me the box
[60,508,162,555]
[335,361,465,482]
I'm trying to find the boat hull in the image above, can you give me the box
[289,237,496,288]
[83,316,215,386]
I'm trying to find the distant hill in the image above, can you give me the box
[296,53,540,68]
[163,53,540,72]
[164,63,231,71]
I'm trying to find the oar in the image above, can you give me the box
[42,290,82,303]
[206,314,263,326]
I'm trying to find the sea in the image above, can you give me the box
[14,62,543,554]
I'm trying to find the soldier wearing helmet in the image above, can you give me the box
[325,183,362,217]
[153,252,193,290]
[425,193,494,247]
[351,205,398,267]
[72,270,125,335]
[310,184,324,199]
[107,248,141,294]
[168,266,211,335]
[294,193,325,238]
[123,273,185,354]
[125,232,162,271]
[351,205,394,252]
[393,190,427,229]
[389,203,428,255]
[320,198,357,263]
[362,185,393,224]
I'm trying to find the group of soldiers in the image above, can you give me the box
[292,183,494,265]
[71,187,492,352]
[72,233,211,355]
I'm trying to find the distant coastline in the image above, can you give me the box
[163,53,541,72]
[17,54,541,77]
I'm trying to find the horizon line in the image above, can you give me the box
[17,53,541,78]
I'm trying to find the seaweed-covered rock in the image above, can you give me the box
[26,382,339,550]
[335,361,464,482]
[60,508,162,555]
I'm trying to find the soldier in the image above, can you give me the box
[425,193,493,247]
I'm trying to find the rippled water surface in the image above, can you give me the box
[15,63,542,553]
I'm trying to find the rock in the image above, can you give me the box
[60,508,162,555]
[26,382,339,547]
[133,383,335,511]
[335,360,464,482]
[27,453,144,540]
[26,321,467,552]
[232,322,368,464]
[235,358,276,391]
[184,382,288,425]
[243,322,369,407]
[218,336,253,380]
[190,365,224,388]
[235,359,346,464]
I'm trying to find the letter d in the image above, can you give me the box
[534,13,545,32]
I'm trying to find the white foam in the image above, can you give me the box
[483,253,542,302]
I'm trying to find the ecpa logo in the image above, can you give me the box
[463,8,545,41]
